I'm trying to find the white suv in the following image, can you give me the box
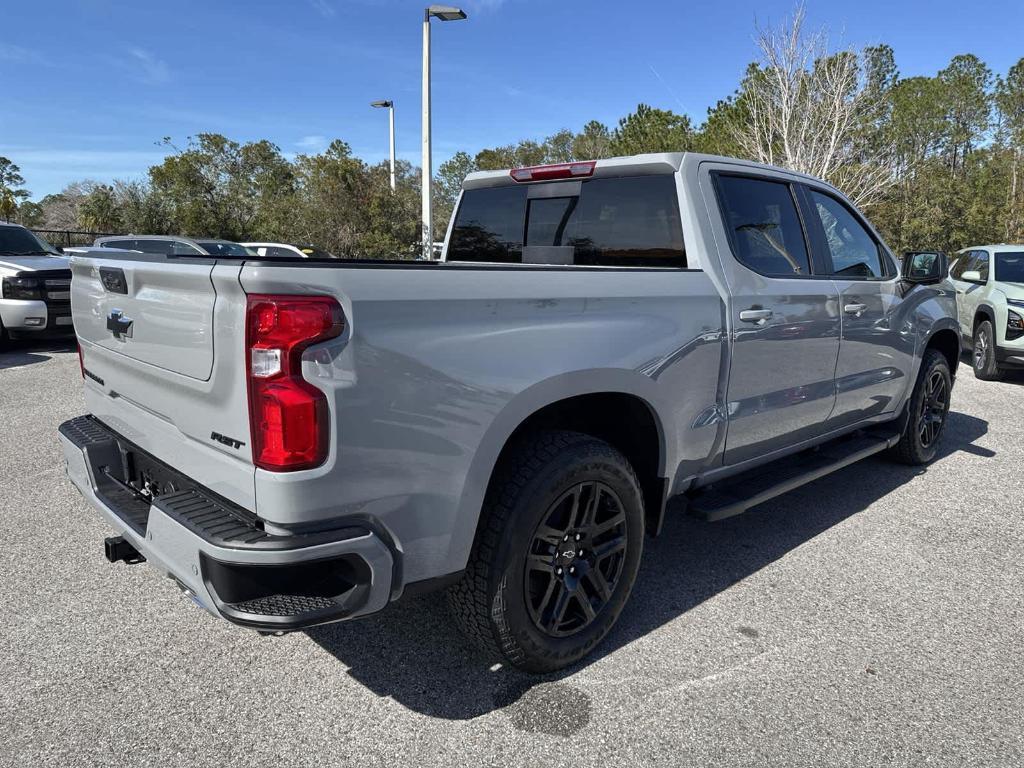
[950,245,1024,379]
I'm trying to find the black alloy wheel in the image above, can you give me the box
[524,481,628,638]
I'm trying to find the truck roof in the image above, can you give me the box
[461,152,827,190]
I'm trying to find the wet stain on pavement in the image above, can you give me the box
[493,680,592,737]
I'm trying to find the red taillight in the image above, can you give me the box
[509,161,596,183]
[245,295,344,471]
[77,343,85,379]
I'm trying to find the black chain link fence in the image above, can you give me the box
[29,229,118,249]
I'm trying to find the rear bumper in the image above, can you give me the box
[59,415,394,631]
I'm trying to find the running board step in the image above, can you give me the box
[689,431,901,522]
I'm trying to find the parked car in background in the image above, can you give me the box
[949,244,1024,379]
[0,222,74,342]
[60,153,959,672]
[242,242,337,259]
[93,235,257,258]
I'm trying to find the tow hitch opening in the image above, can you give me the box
[104,536,145,564]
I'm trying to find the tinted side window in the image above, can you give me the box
[996,251,1024,282]
[171,241,202,256]
[135,239,176,255]
[716,175,811,276]
[447,186,527,263]
[809,191,884,278]
[265,246,298,258]
[569,176,685,267]
[102,240,135,250]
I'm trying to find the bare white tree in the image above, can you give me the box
[733,4,896,207]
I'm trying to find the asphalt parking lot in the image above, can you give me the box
[1,340,1022,767]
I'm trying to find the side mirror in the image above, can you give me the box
[960,270,983,283]
[901,251,948,285]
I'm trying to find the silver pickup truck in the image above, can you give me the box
[59,153,959,672]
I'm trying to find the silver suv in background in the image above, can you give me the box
[949,245,1024,379]
[94,235,257,258]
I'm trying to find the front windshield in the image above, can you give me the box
[196,241,257,258]
[995,252,1024,283]
[0,226,59,256]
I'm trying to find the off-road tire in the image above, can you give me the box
[889,349,952,465]
[447,430,644,673]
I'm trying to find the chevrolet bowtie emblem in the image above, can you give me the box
[106,309,134,339]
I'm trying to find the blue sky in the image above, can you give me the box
[2,0,1023,199]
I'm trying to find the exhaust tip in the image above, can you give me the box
[104,536,145,564]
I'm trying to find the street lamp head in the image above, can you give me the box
[370,100,393,108]
[427,5,466,21]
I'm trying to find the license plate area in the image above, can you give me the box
[86,429,204,536]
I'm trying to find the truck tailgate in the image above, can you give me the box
[72,258,218,379]
[70,255,256,510]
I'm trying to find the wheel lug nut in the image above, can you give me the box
[575,533,581,541]
[563,535,569,542]
[556,567,563,575]
[569,566,575,574]
[578,549,584,556]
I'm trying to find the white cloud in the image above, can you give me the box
[309,0,336,18]
[464,0,508,10]
[296,135,328,152]
[0,147,168,199]
[0,43,31,62]
[128,48,171,85]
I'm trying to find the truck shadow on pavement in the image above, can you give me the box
[307,410,991,730]
[0,339,76,370]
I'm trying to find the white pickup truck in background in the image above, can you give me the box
[0,222,74,343]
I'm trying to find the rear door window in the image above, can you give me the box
[715,175,811,277]
[448,175,685,267]
[995,251,1024,282]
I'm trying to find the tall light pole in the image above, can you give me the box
[422,5,467,259]
[370,99,396,192]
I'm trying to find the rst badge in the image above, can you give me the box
[210,432,246,450]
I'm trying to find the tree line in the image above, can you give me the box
[2,10,1023,257]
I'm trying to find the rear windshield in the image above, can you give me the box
[0,226,55,256]
[995,252,1024,283]
[447,175,686,268]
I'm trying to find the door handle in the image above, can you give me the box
[844,303,867,316]
[739,308,773,324]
